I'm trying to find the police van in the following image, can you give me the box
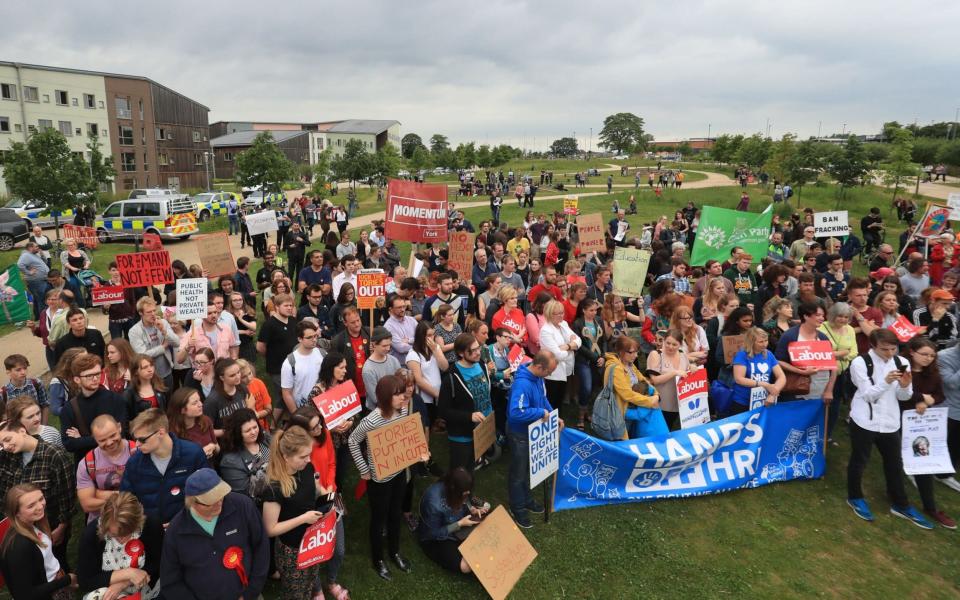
[95,195,198,243]
[3,198,75,229]
[191,191,240,222]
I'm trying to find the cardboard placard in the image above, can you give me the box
[677,368,711,429]
[889,314,921,343]
[563,195,579,215]
[115,251,174,288]
[141,232,163,251]
[196,233,235,277]
[245,210,279,236]
[62,224,98,248]
[447,231,475,282]
[787,340,837,370]
[311,380,362,429]
[473,412,496,461]
[296,510,337,569]
[356,269,386,310]
[368,413,429,480]
[528,409,560,489]
[459,506,538,600]
[948,193,960,221]
[813,211,849,237]
[722,334,745,364]
[611,247,650,298]
[576,212,605,254]
[91,285,125,306]
[902,407,955,476]
[176,278,208,321]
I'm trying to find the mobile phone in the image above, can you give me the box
[469,513,482,522]
[897,365,908,373]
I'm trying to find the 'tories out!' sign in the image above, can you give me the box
[356,269,386,310]
[384,179,448,243]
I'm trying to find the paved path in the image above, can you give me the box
[915,180,959,201]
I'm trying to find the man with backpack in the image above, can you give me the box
[506,351,559,529]
[76,414,135,522]
[846,329,933,529]
[227,194,240,235]
[279,320,326,416]
[2,354,50,423]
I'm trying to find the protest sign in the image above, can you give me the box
[889,314,921,343]
[458,506,538,600]
[916,203,951,238]
[384,179,448,243]
[529,409,560,489]
[474,413,496,461]
[296,510,337,569]
[677,369,710,429]
[311,380,362,429]
[63,224,98,248]
[554,400,826,511]
[787,341,837,370]
[722,334,745,364]
[814,211,849,237]
[0,518,8,587]
[611,247,650,298]
[508,344,532,371]
[368,413,429,480]
[0,267,32,325]
[141,232,162,251]
[901,407,955,475]
[245,210,279,236]
[115,251,173,288]
[948,193,960,221]
[356,269,386,310]
[690,204,773,265]
[91,285,125,307]
[176,278,208,321]
[447,231,475,281]
[563,195,579,215]
[576,213,605,253]
[196,233,235,277]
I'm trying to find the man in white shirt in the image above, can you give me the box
[280,320,326,415]
[332,255,360,299]
[846,328,931,528]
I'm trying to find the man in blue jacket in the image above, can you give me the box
[506,351,559,528]
[120,408,208,525]
[161,468,270,600]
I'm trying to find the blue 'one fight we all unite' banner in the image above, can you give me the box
[554,400,826,511]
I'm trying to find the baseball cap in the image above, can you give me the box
[185,468,231,504]
[371,327,393,344]
[931,289,954,302]
[870,267,895,281]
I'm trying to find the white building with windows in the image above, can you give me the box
[0,64,112,196]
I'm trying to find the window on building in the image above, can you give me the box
[14,123,21,133]
[120,152,136,172]
[83,94,95,109]
[42,94,49,103]
[115,97,131,119]
[138,99,143,120]
[122,178,137,191]
[158,153,168,166]
[37,119,52,131]
[87,123,98,137]
[0,117,9,133]
[23,86,38,102]
[118,125,134,145]
[71,97,78,106]
[193,130,201,143]
[194,153,202,165]
[58,121,73,136]
[224,152,234,162]
[156,127,165,140]
[27,125,36,134]
[74,127,82,137]
[1,84,16,101]
[141,128,145,145]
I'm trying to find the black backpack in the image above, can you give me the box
[845,353,903,398]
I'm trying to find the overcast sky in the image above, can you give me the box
[4,0,959,151]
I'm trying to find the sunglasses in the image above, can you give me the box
[134,430,160,444]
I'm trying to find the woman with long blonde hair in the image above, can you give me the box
[669,305,708,365]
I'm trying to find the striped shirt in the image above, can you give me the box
[347,405,410,483]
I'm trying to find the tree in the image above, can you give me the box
[882,121,903,142]
[937,140,960,167]
[234,132,296,193]
[476,145,492,169]
[330,139,374,188]
[765,134,797,185]
[84,132,115,200]
[372,142,402,185]
[676,141,692,158]
[550,137,579,157]
[883,126,916,202]
[786,139,822,197]
[864,143,890,167]
[401,133,424,160]
[712,134,745,164]
[912,137,943,165]
[455,143,477,169]
[490,145,512,167]
[429,134,450,156]
[408,145,432,174]
[433,147,458,170]
[735,134,772,170]
[2,128,91,227]
[598,112,646,154]
[309,148,334,198]
[828,136,869,198]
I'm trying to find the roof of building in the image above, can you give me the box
[210,129,309,147]
[0,61,209,110]
[323,120,400,134]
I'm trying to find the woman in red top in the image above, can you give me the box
[101,338,134,394]
[124,354,168,420]
[289,404,349,600]
[563,282,588,326]
[491,286,528,345]
[543,230,560,268]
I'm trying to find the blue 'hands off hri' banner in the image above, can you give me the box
[554,400,825,511]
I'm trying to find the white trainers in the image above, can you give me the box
[937,476,960,493]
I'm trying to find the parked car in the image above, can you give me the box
[191,191,238,222]
[3,198,75,229]
[0,208,30,251]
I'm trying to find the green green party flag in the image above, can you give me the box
[690,204,774,265]
[0,265,33,325]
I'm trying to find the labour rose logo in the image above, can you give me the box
[699,225,726,249]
